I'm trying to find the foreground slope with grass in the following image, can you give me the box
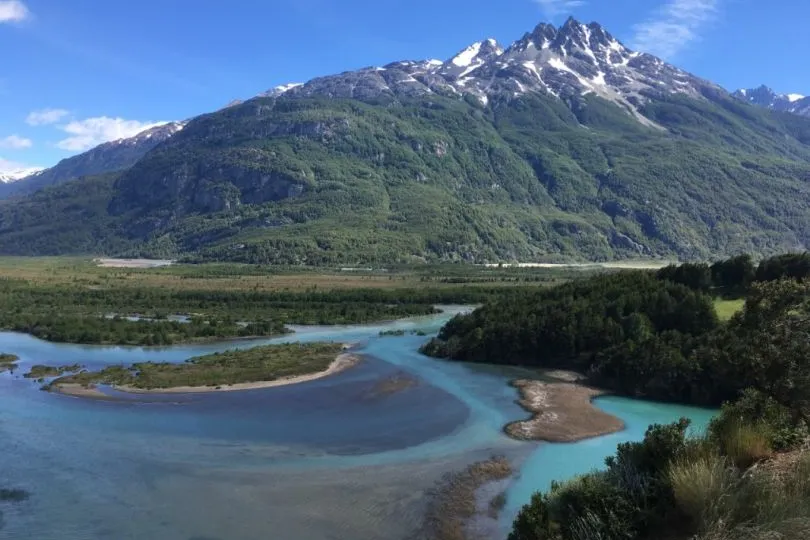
[420,252,810,539]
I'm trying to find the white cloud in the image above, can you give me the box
[26,108,70,126]
[0,0,29,23]
[533,0,586,18]
[631,0,719,58]
[0,157,39,174]
[0,135,32,149]
[56,116,168,151]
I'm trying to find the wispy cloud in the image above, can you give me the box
[26,108,70,126]
[56,116,168,152]
[631,0,719,58]
[0,157,40,174]
[0,0,28,23]
[0,135,32,149]
[533,0,586,19]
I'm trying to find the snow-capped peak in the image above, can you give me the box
[441,38,503,79]
[451,42,483,68]
[0,167,44,184]
[787,93,805,103]
[249,18,718,127]
[261,83,304,98]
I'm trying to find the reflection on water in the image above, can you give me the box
[0,306,715,539]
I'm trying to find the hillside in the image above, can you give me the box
[2,18,810,264]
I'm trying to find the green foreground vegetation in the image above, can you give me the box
[509,410,810,540]
[422,252,810,539]
[49,342,344,390]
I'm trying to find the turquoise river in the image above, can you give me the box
[0,307,714,539]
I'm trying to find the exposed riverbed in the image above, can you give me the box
[0,307,714,539]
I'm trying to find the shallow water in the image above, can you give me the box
[0,308,714,539]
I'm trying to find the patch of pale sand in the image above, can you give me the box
[538,369,586,384]
[94,258,175,268]
[51,383,117,400]
[504,380,625,443]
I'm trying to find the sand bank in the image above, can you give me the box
[52,383,118,400]
[505,379,625,442]
[94,258,174,268]
[53,353,360,399]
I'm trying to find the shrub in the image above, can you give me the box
[710,388,807,451]
[546,472,638,540]
[716,421,773,469]
[669,454,737,532]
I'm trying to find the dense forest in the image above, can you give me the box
[422,253,810,406]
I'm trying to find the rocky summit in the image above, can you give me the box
[733,85,810,117]
[267,17,714,128]
[2,18,810,265]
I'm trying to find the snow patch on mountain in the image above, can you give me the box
[0,167,44,183]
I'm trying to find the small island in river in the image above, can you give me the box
[505,377,624,442]
[46,342,358,398]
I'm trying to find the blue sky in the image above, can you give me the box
[1,0,808,172]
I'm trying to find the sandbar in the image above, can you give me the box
[504,379,625,442]
[94,258,174,268]
[52,352,360,399]
[52,383,117,400]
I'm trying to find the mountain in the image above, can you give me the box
[733,85,810,117]
[0,167,43,184]
[0,122,185,199]
[257,18,714,125]
[3,17,810,264]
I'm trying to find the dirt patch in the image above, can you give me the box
[505,379,625,442]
